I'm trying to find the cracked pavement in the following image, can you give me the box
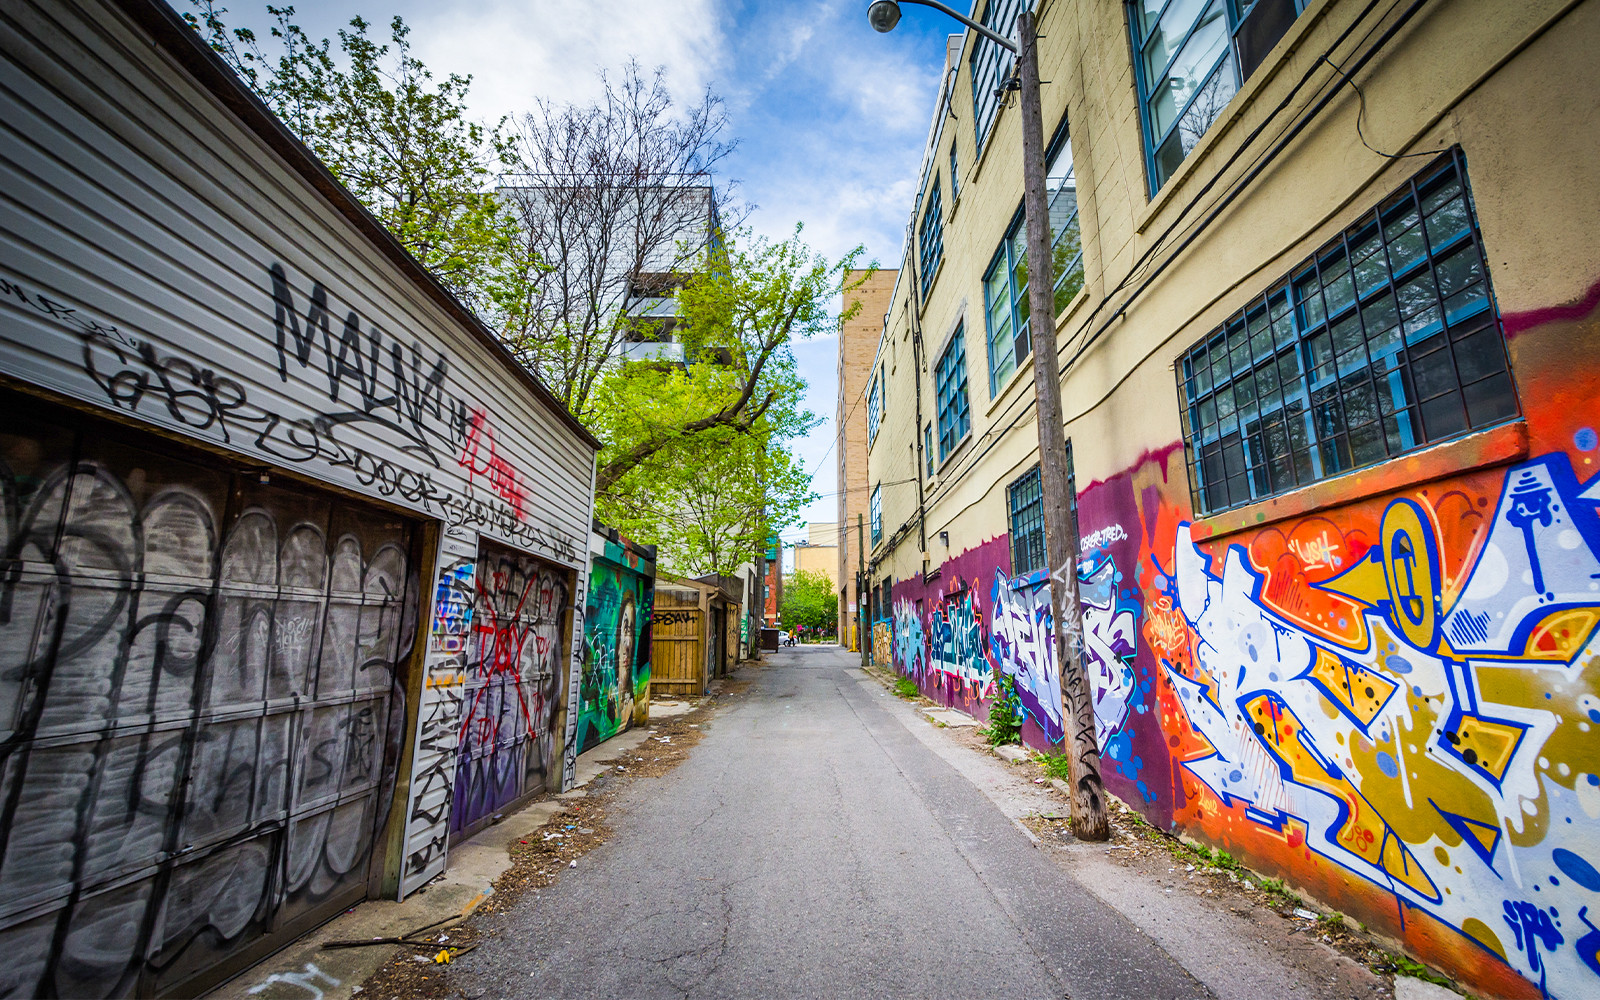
[453,647,1224,999]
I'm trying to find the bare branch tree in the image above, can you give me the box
[498,62,746,418]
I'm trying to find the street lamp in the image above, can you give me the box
[866,0,1109,842]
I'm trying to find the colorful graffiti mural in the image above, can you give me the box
[580,541,653,755]
[1151,450,1600,996]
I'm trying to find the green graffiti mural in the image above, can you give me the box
[580,538,654,755]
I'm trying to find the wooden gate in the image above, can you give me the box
[650,589,704,696]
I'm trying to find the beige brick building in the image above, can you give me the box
[864,1,1600,996]
[836,268,896,650]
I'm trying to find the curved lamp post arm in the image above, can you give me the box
[872,0,1018,52]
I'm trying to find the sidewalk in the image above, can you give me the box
[218,726,656,1000]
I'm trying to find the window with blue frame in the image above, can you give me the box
[1129,0,1307,194]
[1178,150,1517,516]
[870,484,883,545]
[970,0,1028,154]
[919,180,944,296]
[982,123,1082,396]
[949,141,960,201]
[934,326,971,461]
[867,373,881,444]
[924,424,935,476]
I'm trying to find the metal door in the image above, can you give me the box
[0,401,417,998]
[449,538,568,838]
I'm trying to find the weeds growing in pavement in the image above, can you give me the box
[980,673,1023,745]
[1034,751,1072,782]
[893,676,920,699]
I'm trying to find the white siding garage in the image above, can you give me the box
[0,1,600,995]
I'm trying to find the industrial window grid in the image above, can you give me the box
[1006,445,1076,577]
[1128,0,1307,194]
[982,124,1081,397]
[969,0,1028,154]
[919,180,944,297]
[1178,150,1518,516]
[949,141,960,201]
[870,484,883,546]
[934,326,971,461]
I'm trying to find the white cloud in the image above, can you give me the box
[403,0,728,124]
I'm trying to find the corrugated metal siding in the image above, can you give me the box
[0,0,596,571]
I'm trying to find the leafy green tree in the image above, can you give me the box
[592,225,872,492]
[781,568,838,637]
[183,3,540,317]
[599,431,812,578]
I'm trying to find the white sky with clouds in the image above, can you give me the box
[200,0,954,538]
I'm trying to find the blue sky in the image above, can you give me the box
[200,0,955,540]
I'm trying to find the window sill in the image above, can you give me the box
[1133,0,1338,235]
[985,356,1036,418]
[1191,419,1528,543]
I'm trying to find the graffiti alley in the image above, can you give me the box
[266,644,1421,1000]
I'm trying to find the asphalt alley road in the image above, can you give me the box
[456,646,1213,1000]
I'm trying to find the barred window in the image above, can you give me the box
[1008,468,1045,575]
[935,326,971,461]
[1179,150,1517,516]
[919,180,943,296]
[1007,446,1076,576]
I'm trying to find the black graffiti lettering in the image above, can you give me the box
[271,261,331,381]
[0,444,415,997]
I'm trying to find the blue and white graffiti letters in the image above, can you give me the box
[1162,453,1600,996]
[989,571,1063,743]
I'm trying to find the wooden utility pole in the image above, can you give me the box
[1016,9,1108,841]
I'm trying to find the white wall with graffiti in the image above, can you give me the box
[0,0,599,994]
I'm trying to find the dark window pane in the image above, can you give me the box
[1342,377,1380,429]
[1387,223,1426,276]
[1464,372,1518,427]
[1313,385,1343,440]
[1453,326,1508,384]
[1308,332,1333,372]
[1221,432,1246,479]
[1375,366,1414,415]
[1424,195,1470,251]
[1411,347,1458,400]
[1420,391,1467,440]
[1350,420,1387,466]
[1257,361,1282,410]
[1332,313,1364,356]
[1320,434,1352,475]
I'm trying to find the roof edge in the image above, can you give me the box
[116,0,602,452]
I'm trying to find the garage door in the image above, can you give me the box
[0,399,417,998]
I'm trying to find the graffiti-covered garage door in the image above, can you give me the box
[449,538,569,838]
[0,400,416,999]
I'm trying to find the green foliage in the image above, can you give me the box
[598,430,811,578]
[1388,956,1453,988]
[981,673,1023,746]
[183,4,540,318]
[893,676,920,699]
[593,225,870,491]
[781,568,838,634]
[1035,751,1072,782]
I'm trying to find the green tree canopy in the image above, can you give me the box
[781,569,838,634]
[183,3,540,319]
